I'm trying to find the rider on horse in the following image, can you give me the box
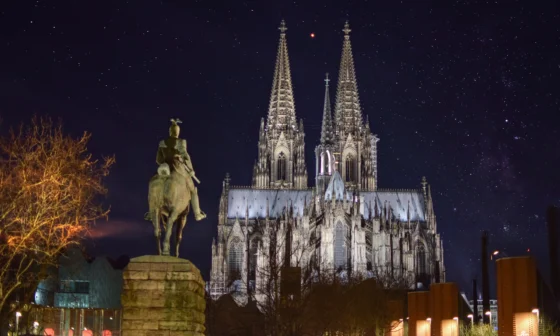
[146,118,206,221]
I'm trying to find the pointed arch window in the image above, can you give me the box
[277,152,287,180]
[345,155,356,183]
[249,237,261,281]
[320,152,325,175]
[327,150,333,175]
[228,238,243,281]
[334,221,347,271]
[416,244,427,275]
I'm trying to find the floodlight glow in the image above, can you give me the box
[532,308,539,314]
[15,312,22,317]
[467,314,473,319]
[485,311,491,316]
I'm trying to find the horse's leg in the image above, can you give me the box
[152,209,162,255]
[162,209,178,256]
[175,211,188,258]
[160,213,166,254]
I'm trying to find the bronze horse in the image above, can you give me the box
[147,158,191,257]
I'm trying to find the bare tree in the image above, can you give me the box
[299,269,410,336]
[224,210,416,336]
[0,116,114,320]
[251,215,317,336]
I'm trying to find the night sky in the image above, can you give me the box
[1,1,559,296]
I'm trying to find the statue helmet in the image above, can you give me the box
[169,118,182,137]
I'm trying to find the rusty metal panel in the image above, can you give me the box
[496,256,538,336]
[513,312,538,336]
[386,300,406,336]
[408,291,430,336]
[416,320,431,336]
[440,319,459,336]
[430,283,459,336]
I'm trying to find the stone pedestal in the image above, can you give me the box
[121,255,206,336]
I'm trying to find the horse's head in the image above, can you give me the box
[157,163,171,176]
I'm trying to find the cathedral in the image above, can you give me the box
[208,20,445,303]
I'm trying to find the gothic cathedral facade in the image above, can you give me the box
[208,21,445,303]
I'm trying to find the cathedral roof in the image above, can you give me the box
[226,187,426,222]
[324,171,350,202]
[227,188,312,219]
[361,190,426,221]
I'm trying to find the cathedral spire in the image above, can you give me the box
[320,73,334,145]
[266,19,297,135]
[335,21,363,138]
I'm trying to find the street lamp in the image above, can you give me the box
[15,311,22,335]
[467,314,474,328]
[453,317,459,333]
[532,308,539,331]
[485,311,492,326]
[491,249,511,260]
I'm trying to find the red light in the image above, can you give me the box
[527,248,530,252]
[310,33,315,38]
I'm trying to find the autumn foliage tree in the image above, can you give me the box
[0,116,114,316]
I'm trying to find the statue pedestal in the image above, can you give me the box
[121,255,206,336]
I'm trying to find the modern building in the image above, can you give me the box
[34,248,126,309]
[468,298,498,330]
[32,248,128,335]
[208,20,446,305]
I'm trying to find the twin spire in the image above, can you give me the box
[334,21,363,138]
[266,20,297,135]
[266,20,364,142]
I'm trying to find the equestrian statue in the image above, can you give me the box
[146,119,206,256]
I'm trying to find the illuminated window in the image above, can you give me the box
[277,152,287,180]
[59,280,89,294]
[327,151,333,174]
[345,155,355,182]
[228,238,243,280]
[334,221,347,270]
